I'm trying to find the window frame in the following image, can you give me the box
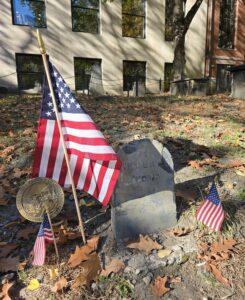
[11,0,47,28]
[15,53,45,91]
[71,0,100,34]
[123,60,146,91]
[122,0,146,39]
[217,0,236,50]
[74,57,102,91]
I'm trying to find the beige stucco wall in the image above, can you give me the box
[0,0,208,95]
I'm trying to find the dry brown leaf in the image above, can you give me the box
[0,256,19,272]
[16,226,38,239]
[127,235,162,254]
[171,227,192,237]
[68,236,99,268]
[71,252,101,289]
[0,282,14,300]
[57,225,81,244]
[188,160,202,169]
[207,263,229,286]
[0,146,15,158]
[210,239,236,254]
[22,128,34,136]
[18,260,28,271]
[51,276,67,293]
[151,276,170,298]
[100,259,125,277]
[0,243,18,258]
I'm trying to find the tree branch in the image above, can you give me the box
[184,0,203,33]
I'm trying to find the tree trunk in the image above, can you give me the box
[173,35,186,80]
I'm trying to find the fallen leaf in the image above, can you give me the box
[188,160,202,169]
[157,249,172,258]
[57,225,81,244]
[0,282,14,300]
[100,259,125,277]
[171,227,192,237]
[27,279,40,291]
[0,243,18,258]
[18,260,28,271]
[0,146,15,158]
[0,256,19,272]
[151,276,170,298]
[127,235,162,254]
[68,236,99,268]
[71,252,101,289]
[210,239,236,254]
[16,226,38,239]
[51,276,67,293]
[22,128,33,136]
[207,263,229,286]
[49,268,59,280]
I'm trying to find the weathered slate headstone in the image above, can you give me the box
[112,139,177,243]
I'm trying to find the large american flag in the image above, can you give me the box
[33,214,54,266]
[32,61,121,206]
[196,183,225,232]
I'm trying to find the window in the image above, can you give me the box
[123,61,146,91]
[16,54,44,90]
[71,0,100,33]
[74,57,102,91]
[12,0,46,27]
[164,63,174,92]
[165,0,175,41]
[218,0,236,49]
[122,0,146,38]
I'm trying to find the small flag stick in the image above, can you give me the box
[36,29,86,244]
[45,209,60,262]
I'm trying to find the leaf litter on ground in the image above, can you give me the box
[127,234,162,254]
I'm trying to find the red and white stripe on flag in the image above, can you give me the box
[196,183,225,232]
[32,228,53,266]
[32,61,121,206]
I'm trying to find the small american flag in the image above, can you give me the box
[33,214,54,266]
[196,183,225,232]
[32,61,121,206]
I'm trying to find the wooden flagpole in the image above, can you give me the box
[36,29,86,244]
[46,209,60,261]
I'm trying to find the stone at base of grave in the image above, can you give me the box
[112,139,177,244]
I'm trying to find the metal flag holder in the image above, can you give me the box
[36,29,86,244]
[16,177,65,261]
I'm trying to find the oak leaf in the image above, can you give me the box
[151,276,170,298]
[71,252,101,289]
[0,243,18,258]
[188,160,202,169]
[51,276,67,293]
[0,256,19,272]
[68,236,99,268]
[57,225,81,244]
[16,226,38,239]
[207,263,229,286]
[100,259,125,277]
[0,282,14,300]
[171,227,192,237]
[127,235,162,254]
[210,239,236,254]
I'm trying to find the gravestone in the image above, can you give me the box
[112,139,177,243]
[90,64,104,95]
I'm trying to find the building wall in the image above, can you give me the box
[205,0,245,78]
[0,0,208,95]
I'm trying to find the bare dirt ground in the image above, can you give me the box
[0,94,244,299]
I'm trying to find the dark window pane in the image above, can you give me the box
[72,8,99,33]
[122,0,145,15]
[122,0,145,38]
[12,0,46,27]
[218,0,235,49]
[74,58,101,90]
[72,0,99,9]
[165,0,175,41]
[122,15,144,38]
[123,61,146,91]
[164,63,174,92]
[16,54,44,90]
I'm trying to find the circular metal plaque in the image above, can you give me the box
[16,178,64,222]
